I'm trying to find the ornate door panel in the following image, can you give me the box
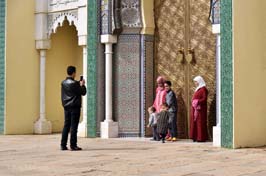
[154,0,216,139]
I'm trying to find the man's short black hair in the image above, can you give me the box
[165,80,172,86]
[67,66,76,75]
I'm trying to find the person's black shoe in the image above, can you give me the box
[71,146,82,151]
[61,146,68,151]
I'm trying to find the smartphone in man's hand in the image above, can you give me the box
[80,75,83,81]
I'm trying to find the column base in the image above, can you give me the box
[77,121,87,137]
[100,121,118,138]
[34,118,52,134]
[213,126,221,147]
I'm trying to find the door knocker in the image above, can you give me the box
[176,48,185,63]
[186,48,195,64]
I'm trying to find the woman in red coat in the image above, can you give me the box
[190,76,208,142]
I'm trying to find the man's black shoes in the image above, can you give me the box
[61,146,68,151]
[71,146,82,151]
[61,146,82,151]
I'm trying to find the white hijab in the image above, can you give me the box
[193,76,206,92]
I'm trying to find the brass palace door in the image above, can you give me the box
[154,0,216,138]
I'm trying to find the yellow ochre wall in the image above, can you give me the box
[5,0,82,134]
[5,0,39,134]
[233,0,266,148]
[46,21,83,132]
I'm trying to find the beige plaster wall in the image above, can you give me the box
[46,21,82,132]
[5,0,39,134]
[233,0,266,148]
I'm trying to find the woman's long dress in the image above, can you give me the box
[189,87,208,142]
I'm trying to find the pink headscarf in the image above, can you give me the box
[156,76,165,84]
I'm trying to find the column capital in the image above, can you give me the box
[78,35,87,46]
[212,24,220,34]
[101,35,117,44]
[36,39,51,50]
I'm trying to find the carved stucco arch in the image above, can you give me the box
[48,12,78,38]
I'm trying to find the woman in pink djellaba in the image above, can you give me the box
[153,76,167,113]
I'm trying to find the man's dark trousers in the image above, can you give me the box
[169,112,177,138]
[61,108,80,148]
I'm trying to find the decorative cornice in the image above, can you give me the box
[48,0,79,12]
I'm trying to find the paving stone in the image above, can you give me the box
[1,135,266,176]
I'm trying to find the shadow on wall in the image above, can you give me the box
[177,89,188,139]
[207,93,216,141]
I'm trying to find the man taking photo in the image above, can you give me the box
[60,66,87,151]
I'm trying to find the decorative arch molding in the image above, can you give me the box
[47,11,78,38]
[35,0,87,49]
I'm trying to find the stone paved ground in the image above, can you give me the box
[1,135,266,176]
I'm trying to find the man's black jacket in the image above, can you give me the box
[61,77,87,109]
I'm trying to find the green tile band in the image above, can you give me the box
[87,0,98,137]
[0,0,6,134]
[221,0,233,148]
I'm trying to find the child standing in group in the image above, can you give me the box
[156,103,169,143]
[147,107,159,141]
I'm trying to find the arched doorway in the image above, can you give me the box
[34,1,88,134]
[46,19,83,132]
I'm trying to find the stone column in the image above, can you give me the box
[34,50,52,134]
[78,46,88,137]
[100,34,118,138]
[216,34,221,127]
[212,24,221,147]
[76,0,88,137]
[34,0,51,134]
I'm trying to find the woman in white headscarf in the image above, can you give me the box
[189,76,208,142]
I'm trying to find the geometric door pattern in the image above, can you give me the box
[154,0,216,139]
